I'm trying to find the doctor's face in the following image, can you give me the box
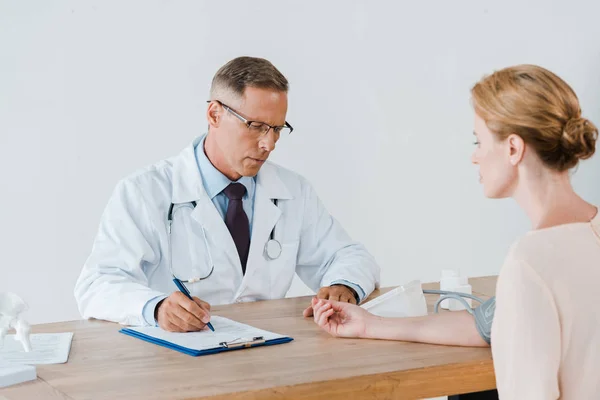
[208,87,288,179]
[471,113,517,198]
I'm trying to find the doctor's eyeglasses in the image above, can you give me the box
[207,100,294,138]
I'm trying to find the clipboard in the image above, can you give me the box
[119,316,293,357]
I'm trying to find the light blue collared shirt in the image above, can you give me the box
[142,136,362,325]
[193,137,256,233]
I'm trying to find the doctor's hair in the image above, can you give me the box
[210,57,289,99]
[471,64,598,172]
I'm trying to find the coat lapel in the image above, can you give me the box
[236,162,293,296]
[171,136,243,282]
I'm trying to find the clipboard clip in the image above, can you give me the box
[219,336,265,349]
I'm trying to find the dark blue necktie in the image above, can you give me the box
[223,183,250,274]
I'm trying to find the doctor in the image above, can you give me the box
[75,56,380,332]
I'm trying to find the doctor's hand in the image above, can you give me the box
[155,292,212,332]
[312,298,374,339]
[303,284,357,317]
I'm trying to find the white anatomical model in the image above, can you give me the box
[0,293,31,352]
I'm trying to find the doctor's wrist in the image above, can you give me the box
[154,299,166,322]
[332,284,359,303]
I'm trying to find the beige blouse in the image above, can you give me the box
[492,211,600,399]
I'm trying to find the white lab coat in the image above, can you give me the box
[74,137,380,326]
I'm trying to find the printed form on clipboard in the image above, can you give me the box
[120,316,293,356]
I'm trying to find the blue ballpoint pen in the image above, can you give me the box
[172,278,215,332]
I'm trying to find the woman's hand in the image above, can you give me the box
[312,297,376,339]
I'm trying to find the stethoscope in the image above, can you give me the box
[264,199,282,260]
[167,199,282,283]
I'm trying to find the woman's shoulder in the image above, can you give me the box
[502,220,598,280]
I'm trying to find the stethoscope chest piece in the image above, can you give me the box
[264,239,282,260]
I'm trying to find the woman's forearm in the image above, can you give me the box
[364,311,489,347]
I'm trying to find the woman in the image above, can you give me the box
[311,65,599,399]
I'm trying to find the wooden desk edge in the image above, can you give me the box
[201,358,496,400]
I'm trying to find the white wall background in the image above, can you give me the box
[1,0,599,325]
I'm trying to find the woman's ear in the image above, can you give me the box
[507,134,525,166]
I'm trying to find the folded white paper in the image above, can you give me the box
[361,280,428,318]
[0,333,73,365]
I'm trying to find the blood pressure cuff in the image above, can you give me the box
[473,296,496,345]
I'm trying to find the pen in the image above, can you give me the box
[172,278,215,332]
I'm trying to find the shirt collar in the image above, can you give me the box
[194,135,255,199]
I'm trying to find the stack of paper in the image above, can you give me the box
[1,332,74,364]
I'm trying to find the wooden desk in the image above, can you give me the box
[2,276,497,400]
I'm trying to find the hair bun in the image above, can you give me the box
[561,117,598,161]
